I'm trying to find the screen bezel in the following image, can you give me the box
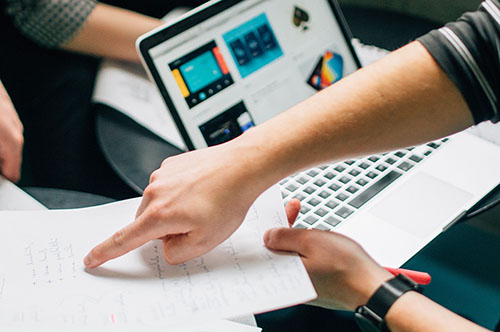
[138,0,362,151]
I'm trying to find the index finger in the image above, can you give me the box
[83,216,161,268]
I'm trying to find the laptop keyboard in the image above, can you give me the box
[280,138,449,230]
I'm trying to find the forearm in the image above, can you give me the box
[386,291,489,332]
[231,41,473,190]
[61,3,161,63]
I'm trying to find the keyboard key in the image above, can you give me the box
[293,223,308,229]
[344,160,355,165]
[395,151,406,158]
[359,162,371,169]
[297,176,309,185]
[442,138,449,143]
[286,183,299,192]
[281,191,288,199]
[397,161,414,172]
[349,169,361,177]
[334,165,346,172]
[303,215,318,225]
[368,156,379,162]
[335,207,354,219]
[346,186,359,194]
[319,191,331,199]
[329,183,341,191]
[325,216,342,227]
[307,169,319,177]
[307,198,322,207]
[314,223,331,231]
[409,155,423,163]
[348,170,402,209]
[314,208,328,217]
[300,206,311,214]
[314,179,326,187]
[385,157,397,165]
[294,193,306,201]
[324,172,336,180]
[325,200,339,209]
[336,193,349,201]
[423,150,432,156]
[366,171,378,179]
[427,142,440,149]
[356,178,368,186]
[339,176,351,184]
[318,165,328,170]
[279,179,287,185]
[304,186,315,194]
[375,165,387,172]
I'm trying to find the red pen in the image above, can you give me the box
[384,267,431,285]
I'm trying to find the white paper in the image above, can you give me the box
[352,38,390,66]
[0,176,46,210]
[0,185,315,330]
[5,319,261,332]
[92,60,186,150]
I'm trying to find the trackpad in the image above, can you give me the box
[369,173,473,238]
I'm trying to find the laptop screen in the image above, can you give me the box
[144,0,360,149]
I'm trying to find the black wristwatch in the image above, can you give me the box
[354,273,423,332]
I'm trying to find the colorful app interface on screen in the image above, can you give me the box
[169,41,234,108]
[223,13,283,78]
[150,0,359,149]
[307,51,344,91]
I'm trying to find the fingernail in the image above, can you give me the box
[83,254,92,267]
[264,229,275,245]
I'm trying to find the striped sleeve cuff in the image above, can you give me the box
[5,0,97,48]
[417,0,500,124]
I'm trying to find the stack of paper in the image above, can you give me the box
[0,185,316,331]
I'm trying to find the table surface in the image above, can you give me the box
[95,6,500,330]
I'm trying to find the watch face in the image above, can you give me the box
[354,312,383,332]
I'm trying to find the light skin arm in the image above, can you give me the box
[83,41,474,267]
[264,200,489,332]
[61,3,162,63]
[0,80,23,183]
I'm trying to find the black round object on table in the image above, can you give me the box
[23,187,116,209]
[96,104,184,194]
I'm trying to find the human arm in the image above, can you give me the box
[263,200,490,332]
[84,1,500,267]
[83,41,472,267]
[5,0,161,63]
[0,80,23,183]
[61,3,161,63]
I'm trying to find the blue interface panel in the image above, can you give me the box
[223,13,283,78]
[180,51,223,93]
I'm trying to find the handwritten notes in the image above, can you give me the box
[0,185,315,331]
[24,239,77,287]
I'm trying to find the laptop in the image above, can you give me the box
[137,0,500,267]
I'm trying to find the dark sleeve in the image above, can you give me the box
[4,0,97,48]
[417,0,500,124]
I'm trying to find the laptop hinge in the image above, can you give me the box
[442,210,467,232]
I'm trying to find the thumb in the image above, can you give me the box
[264,227,312,256]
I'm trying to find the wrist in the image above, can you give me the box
[354,274,423,332]
[354,268,394,309]
[231,126,303,185]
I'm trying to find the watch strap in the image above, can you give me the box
[366,273,422,319]
[355,273,423,332]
